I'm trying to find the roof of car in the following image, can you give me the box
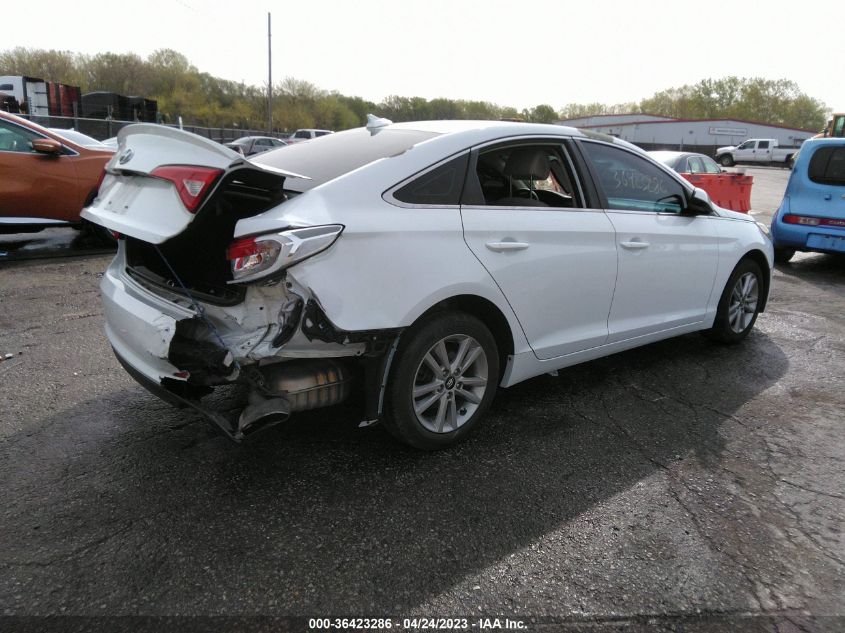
[802,137,845,146]
[386,119,584,137]
[649,150,688,160]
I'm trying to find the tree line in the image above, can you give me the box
[0,47,829,132]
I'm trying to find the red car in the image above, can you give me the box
[0,111,113,233]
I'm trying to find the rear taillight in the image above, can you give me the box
[783,214,845,228]
[151,165,223,213]
[227,237,282,278]
[783,214,821,226]
[226,225,344,283]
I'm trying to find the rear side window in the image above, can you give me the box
[687,156,705,173]
[758,141,770,149]
[808,146,845,186]
[702,156,721,173]
[464,142,582,209]
[393,154,468,206]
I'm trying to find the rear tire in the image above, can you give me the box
[706,259,763,344]
[80,220,117,248]
[719,154,734,167]
[774,247,795,264]
[384,311,499,450]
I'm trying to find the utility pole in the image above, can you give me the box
[267,12,272,133]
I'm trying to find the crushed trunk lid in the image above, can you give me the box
[81,124,306,244]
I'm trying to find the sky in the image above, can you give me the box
[4,0,842,112]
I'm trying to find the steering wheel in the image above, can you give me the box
[535,189,574,206]
[513,188,540,201]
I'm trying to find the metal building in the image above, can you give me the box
[557,113,816,154]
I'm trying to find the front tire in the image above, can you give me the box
[719,154,734,167]
[706,259,763,344]
[385,312,499,450]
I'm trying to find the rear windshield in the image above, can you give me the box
[808,146,845,186]
[253,127,439,192]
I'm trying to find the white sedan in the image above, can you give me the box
[82,119,774,448]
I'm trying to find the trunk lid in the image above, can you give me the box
[81,124,306,243]
[82,125,308,305]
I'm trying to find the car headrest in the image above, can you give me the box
[503,148,551,180]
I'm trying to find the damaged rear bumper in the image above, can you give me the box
[101,256,191,386]
[100,247,400,442]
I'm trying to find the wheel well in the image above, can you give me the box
[418,295,515,377]
[740,249,771,312]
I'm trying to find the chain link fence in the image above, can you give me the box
[15,112,283,143]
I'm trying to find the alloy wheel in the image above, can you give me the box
[411,334,489,433]
[728,272,759,333]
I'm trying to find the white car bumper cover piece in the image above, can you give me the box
[100,265,188,385]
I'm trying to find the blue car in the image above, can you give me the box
[771,138,845,263]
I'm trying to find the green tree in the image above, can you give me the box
[0,47,82,86]
[526,104,558,123]
[0,47,829,132]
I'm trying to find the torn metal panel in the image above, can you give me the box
[301,299,402,352]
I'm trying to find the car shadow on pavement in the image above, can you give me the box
[776,252,845,281]
[0,227,115,262]
[0,330,789,614]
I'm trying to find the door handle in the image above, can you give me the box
[485,241,530,252]
[620,240,650,250]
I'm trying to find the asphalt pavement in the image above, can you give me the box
[1,167,843,632]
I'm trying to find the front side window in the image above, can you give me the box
[294,130,310,139]
[467,143,581,209]
[808,146,845,186]
[737,141,752,150]
[0,120,41,153]
[580,141,686,214]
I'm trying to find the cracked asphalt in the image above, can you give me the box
[1,167,843,632]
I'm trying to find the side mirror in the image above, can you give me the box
[686,187,714,215]
[31,138,63,154]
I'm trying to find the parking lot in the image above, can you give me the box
[0,167,843,631]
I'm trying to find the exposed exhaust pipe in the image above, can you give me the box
[236,359,352,439]
[237,395,290,440]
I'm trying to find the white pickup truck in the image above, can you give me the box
[286,128,333,143]
[715,139,799,168]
